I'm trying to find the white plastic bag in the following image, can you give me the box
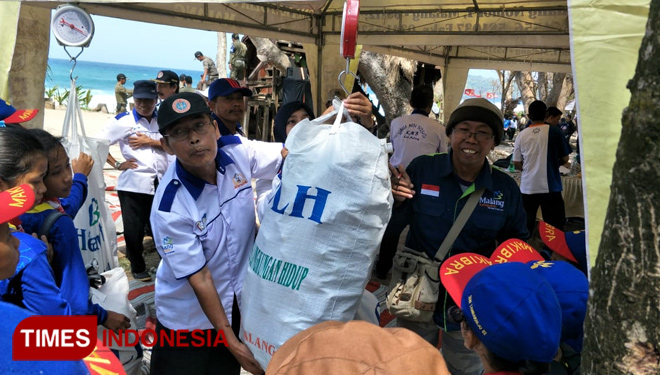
[61,80,118,272]
[240,104,393,368]
[91,267,141,375]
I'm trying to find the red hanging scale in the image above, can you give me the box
[338,0,360,95]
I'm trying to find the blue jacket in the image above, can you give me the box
[399,150,529,330]
[0,232,74,316]
[60,173,88,218]
[19,202,107,325]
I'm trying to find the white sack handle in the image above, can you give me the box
[61,79,89,154]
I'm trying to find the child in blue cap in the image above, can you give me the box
[529,260,588,375]
[484,239,589,375]
[441,255,562,375]
[539,220,588,276]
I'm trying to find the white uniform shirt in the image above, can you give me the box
[513,124,551,194]
[98,110,170,195]
[150,136,282,330]
[389,112,448,168]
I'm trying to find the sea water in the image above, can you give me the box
[46,58,205,110]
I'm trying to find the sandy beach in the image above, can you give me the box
[44,106,121,157]
[44,106,114,135]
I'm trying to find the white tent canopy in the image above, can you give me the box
[24,0,570,116]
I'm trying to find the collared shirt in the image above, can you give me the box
[212,113,244,137]
[98,109,170,195]
[151,136,282,330]
[398,150,529,329]
[114,82,132,106]
[389,110,448,168]
[202,57,219,78]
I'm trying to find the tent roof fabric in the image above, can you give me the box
[31,0,570,72]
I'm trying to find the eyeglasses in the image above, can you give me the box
[165,122,213,142]
[453,128,494,142]
[447,306,465,324]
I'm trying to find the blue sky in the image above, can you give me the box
[48,14,224,71]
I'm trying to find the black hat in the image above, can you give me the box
[152,70,179,85]
[158,92,211,133]
[273,101,315,143]
[445,98,504,145]
[194,51,203,58]
[116,73,127,81]
[232,33,239,40]
[133,80,158,99]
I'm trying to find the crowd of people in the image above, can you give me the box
[0,72,586,375]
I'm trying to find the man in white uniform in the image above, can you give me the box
[149,92,282,375]
[100,80,169,281]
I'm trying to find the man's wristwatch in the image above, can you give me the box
[114,160,122,170]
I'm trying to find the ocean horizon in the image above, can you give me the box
[46,58,212,110]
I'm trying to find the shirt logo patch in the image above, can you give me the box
[172,99,190,113]
[196,214,207,231]
[420,184,440,197]
[479,191,505,212]
[233,173,247,188]
[162,236,174,254]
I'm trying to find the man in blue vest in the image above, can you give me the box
[392,98,529,375]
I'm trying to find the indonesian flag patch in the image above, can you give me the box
[421,184,440,197]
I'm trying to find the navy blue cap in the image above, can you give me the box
[208,78,252,101]
[158,92,211,132]
[133,80,158,99]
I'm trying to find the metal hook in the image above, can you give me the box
[337,58,359,96]
[63,46,85,82]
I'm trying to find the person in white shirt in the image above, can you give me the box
[149,92,282,375]
[100,80,170,281]
[375,85,447,279]
[389,85,448,168]
[508,115,518,140]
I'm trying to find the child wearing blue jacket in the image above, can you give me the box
[17,129,129,330]
[0,183,91,374]
[0,127,73,312]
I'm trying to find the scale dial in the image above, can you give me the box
[340,0,360,59]
[51,4,95,47]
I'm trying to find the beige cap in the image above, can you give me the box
[445,98,504,145]
[266,321,450,375]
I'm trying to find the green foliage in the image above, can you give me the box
[44,85,93,109]
[75,85,93,109]
[45,65,53,83]
[44,85,59,101]
[52,87,69,106]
